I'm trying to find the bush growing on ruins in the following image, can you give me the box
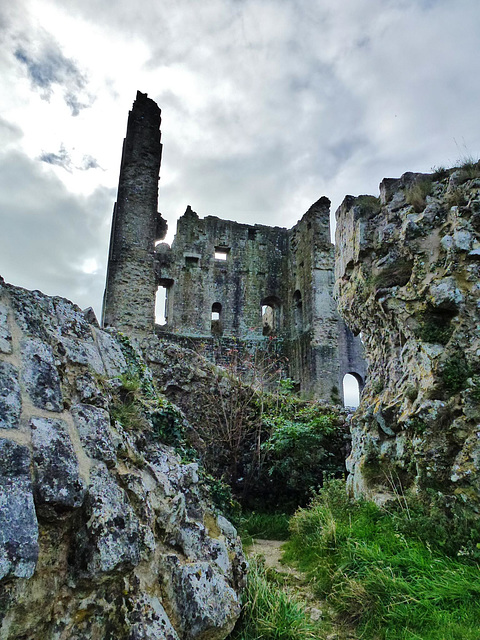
[416,308,454,345]
[457,156,480,183]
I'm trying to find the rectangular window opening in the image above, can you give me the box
[185,256,199,267]
[214,248,229,261]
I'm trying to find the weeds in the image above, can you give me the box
[416,308,455,345]
[457,156,480,183]
[440,354,471,394]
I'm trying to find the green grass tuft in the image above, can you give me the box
[405,178,433,212]
[239,512,291,545]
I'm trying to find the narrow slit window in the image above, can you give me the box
[211,303,222,335]
[155,286,168,325]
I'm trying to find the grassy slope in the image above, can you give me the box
[284,480,480,640]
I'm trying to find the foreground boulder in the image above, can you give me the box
[0,277,245,639]
[335,167,480,507]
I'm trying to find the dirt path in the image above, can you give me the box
[247,539,356,638]
[248,539,303,578]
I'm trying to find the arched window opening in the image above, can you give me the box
[343,373,361,409]
[211,302,223,335]
[262,304,274,336]
[261,296,282,336]
[155,286,168,325]
[293,290,302,332]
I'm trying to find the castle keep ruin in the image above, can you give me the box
[103,91,365,401]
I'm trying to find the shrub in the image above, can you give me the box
[417,309,454,345]
[457,156,480,182]
[259,407,347,508]
[356,195,381,215]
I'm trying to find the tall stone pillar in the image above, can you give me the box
[102,91,166,333]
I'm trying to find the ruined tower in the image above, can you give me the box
[102,91,167,332]
[102,92,365,402]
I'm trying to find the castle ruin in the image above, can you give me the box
[102,91,365,402]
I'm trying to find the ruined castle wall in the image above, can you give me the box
[335,169,480,505]
[102,91,166,333]
[101,92,365,403]
[158,207,289,339]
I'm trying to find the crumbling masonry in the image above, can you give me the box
[102,91,365,401]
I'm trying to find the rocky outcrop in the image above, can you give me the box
[0,278,245,639]
[335,167,480,506]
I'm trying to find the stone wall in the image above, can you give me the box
[154,200,365,401]
[0,277,245,640]
[335,168,480,505]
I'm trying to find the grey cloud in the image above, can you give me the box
[13,35,92,115]
[0,117,23,146]
[0,149,112,316]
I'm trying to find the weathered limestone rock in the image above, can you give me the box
[0,439,38,581]
[21,338,63,412]
[0,362,21,429]
[335,169,480,506]
[0,279,245,640]
[30,416,86,512]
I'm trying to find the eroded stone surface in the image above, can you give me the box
[75,464,142,575]
[0,301,12,353]
[0,439,38,580]
[71,403,116,465]
[335,169,480,506]
[0,361,21,429]
[164,556,241,640]
[0,277,245,640]
[21,338,63,412]
[30,416,86,511]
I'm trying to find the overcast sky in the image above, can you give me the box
[1,0,480,321]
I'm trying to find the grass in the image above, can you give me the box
[283,479,480,640]
[228,557,322,640]
[239,511,291,546]
[405,178,433,212]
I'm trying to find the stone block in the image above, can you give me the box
[0,302,12,353]
[21,338,63,411]
[0,439,38,580]
[0,361,21,429]
[76,464,141,575]
[71,403,117,466]
[30,416,86,511]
